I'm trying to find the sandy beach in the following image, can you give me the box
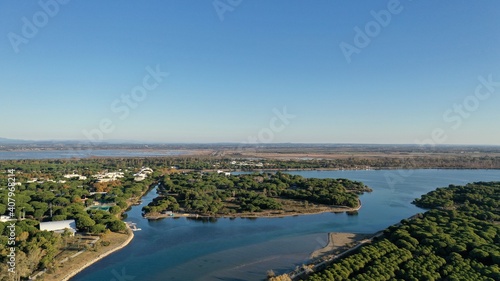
[310,232,371,259]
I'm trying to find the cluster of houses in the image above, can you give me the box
[16,164,191,237]
[25,173,87,184]
[26,178,66,184]
[93,171,125,183]
[19,167,156,186]
[10,168,156,237]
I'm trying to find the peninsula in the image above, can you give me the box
[142,171,371,219]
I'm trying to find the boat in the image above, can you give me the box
[126,222,142,231]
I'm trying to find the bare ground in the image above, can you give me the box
[310,232,371,260]
[38,231,133,281]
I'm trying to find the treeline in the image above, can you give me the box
[143,172,370,216]
[258,156,500,170]
[301,182,500,281]
[413,181,499,221]
[2,154,499,173]
[166,156,500,170]
[0,158,177,174]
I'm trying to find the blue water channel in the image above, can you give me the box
[71,169,500,281]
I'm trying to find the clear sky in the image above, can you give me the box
[1,0,499,145]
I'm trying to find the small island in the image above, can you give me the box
[142,171,372,219]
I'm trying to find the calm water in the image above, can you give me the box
[71,169,500,281]
[0,149,188,160]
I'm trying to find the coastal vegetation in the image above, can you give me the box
[297,182,500,281]
[0,158,369,279]
[0,159,159,280]
[2,147,500,175]
[142,172,371,217]
[1,157,498,280]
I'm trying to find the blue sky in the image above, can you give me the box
[1,0,499,144]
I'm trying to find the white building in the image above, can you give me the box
[134,167,153,181]
[39,220,77,235]
[217,170,231,176]
[64,174,87,180]
[93,171,124,183]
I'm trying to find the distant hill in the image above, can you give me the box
[0,137,30,144]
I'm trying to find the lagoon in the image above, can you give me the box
[71,169,500,281]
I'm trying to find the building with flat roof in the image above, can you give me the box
[39,219,77,235]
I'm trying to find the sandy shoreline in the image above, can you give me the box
[145,198,362,220]
[52,186,154,281]
[310,232,360,259]
[57,229,134,281]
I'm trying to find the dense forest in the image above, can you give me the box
[300,182,500,281]
[143,172,371,216]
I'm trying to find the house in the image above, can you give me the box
[133,167,153,181]
[93,171,124,183]
[217,170,231,176]
[39,220,77,236]
[63,174,87,180]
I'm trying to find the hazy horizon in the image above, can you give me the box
[2,136,500,148]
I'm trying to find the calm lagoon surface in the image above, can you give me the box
[71,169,500,281]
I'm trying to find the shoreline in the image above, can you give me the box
[57,183,157,280]
[309,232,371,260]
[39,185,153,281]
[144,198,362,220]
[283,231,376,280]
[59,228,134,281]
